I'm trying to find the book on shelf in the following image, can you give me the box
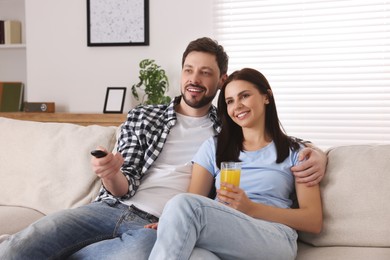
[0,82,24,112]
[0,20,4,44]
[4,20,22,44]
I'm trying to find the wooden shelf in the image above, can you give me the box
[0,44,26,49]
[0,112,127,126]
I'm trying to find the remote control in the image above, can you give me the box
[90,150,107,158]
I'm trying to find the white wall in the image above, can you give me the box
[25,0,213,112]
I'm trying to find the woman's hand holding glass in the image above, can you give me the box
[217,183,253,214]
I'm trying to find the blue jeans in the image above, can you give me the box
[0,200,157,260]
[149,194,298,260]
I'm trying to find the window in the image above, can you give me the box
[213,0,390,149]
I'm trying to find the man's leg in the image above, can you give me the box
[69,207,158,260]
[0,200,127,259]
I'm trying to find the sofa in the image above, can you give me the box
[1,115,389,259]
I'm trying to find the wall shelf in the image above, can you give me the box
[0,44,26,49]
[0,112,126,126]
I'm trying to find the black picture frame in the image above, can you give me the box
[103,87,127,113]
[87,0,149,46]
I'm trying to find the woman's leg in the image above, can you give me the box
[0,200,127,259]
[149,194,297,260]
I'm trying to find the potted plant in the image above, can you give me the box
[131,59,171,105]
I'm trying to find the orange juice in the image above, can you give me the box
[220,168,241,191]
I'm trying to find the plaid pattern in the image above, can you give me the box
[96,96,221,202]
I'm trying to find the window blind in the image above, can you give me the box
[213,0,390,150]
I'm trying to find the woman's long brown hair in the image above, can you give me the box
[216,68,300,168]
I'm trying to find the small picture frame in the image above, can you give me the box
[103,87,127,114]
[87,0,149,46]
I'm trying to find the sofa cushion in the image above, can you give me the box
[296,241,390,260]
[0,206,45,235]
[0,117,117,215]
[299,144,390,247]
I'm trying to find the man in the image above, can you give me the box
[0,37,326,259]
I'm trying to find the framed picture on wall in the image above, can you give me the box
[87,0,149,46]
[103,87,127,113]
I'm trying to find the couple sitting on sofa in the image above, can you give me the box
[0,37,326,260]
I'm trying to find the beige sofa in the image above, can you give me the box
[0,115,119,235]
[0,116,389,259]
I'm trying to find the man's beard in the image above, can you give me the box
[181,89,217,109]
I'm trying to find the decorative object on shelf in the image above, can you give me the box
[103,87,127,113]
[0,20,4,44]
[24,102,55,113]
[131,59,171,105]
[87,0,149,46]
[3,20,22,44]
[0,82,24,112]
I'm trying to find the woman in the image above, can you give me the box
[148,68,322,260]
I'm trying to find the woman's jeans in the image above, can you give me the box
[0,200,157,260]
[149,193,298,260]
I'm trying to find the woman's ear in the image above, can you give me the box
[265,89,273,104]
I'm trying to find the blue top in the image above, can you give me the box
[192,137,301,209]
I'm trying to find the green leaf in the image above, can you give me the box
[131,59,171,105]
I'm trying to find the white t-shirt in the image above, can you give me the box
[122,113,215,217]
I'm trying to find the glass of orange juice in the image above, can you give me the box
[220,162,241,191]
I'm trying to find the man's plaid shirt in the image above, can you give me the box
[96,96,221,202]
